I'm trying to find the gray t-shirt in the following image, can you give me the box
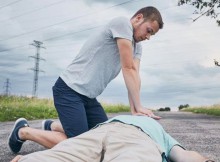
[60,17,142,98]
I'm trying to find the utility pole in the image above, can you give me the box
[29,40,46,98]
[3,78,10,96]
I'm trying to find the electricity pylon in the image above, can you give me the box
[29,40,46,98]
[3,78,10,96]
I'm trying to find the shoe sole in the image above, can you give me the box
[8,118,27,153]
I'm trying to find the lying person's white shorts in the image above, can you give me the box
[18,122,163,162]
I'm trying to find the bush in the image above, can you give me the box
[164,107,171,111]
[158,108,165,111]
[158,107,170,111]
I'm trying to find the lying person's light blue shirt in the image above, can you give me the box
[98,115,183,162]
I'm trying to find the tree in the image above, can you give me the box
[178,0,220,26]
[178,104,190,110]
[164,107,171,111]
[214,59,220,66]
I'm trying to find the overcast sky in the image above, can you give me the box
[0,0,220,110]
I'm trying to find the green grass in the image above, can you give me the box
[101,103,130,113]
[0,95,129,122]
[182,104,220,116]
[0,95,57,121]
[2,95,219,122]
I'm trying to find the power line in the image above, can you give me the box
[44,25,103,42]
[0,18,214,53]
[0,0,65,23]
[0,1,211,52]
[0,44,27,53]
[0,0,147,55]
[0,0,24,10]
[46,41,82,47]
[0,20,189,53]
[0,24,102,53]
[0,0,143,42]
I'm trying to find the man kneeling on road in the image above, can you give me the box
[11,115,214,162]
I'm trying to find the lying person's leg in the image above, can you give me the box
[10,124,109,162]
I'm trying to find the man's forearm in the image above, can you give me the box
[122,67,142,111]
[128,92,136,114]
[128,72,141,114]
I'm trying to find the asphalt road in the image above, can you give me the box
[1,111,220,162]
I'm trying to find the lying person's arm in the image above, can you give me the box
[169,145,215,162]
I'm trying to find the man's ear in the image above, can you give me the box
[135,13,144,22]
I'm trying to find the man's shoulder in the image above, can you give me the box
[108,16,130,26]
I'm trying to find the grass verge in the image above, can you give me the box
[182,104,220,116]
[0,95,129,122]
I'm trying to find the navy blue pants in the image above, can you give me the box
[52,77,108,138]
